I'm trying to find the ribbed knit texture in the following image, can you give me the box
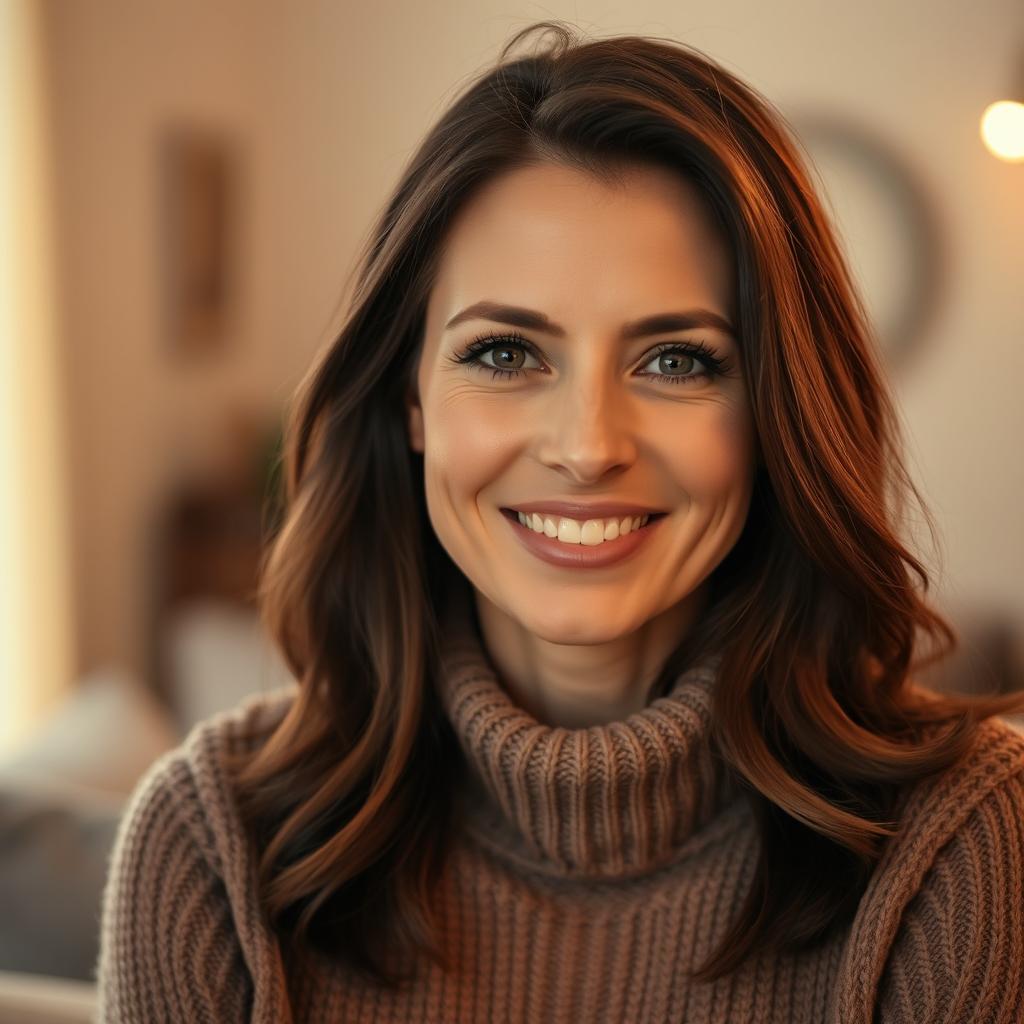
[95,598,1024,1022]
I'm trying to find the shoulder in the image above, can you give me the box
[112,680,297,866]
[95,684,298,1022]
[874,761,1024,1022]
[832,715,1024,1024]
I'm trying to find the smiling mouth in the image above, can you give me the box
[499,508,668,524]
[499,507,668,540]
[497,506,669,564]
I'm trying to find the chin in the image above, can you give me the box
[515,608,638,647]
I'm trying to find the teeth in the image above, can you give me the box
[515,511,653,545]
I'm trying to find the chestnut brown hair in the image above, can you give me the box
[224,20,1024,995]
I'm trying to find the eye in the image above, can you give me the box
[449,331,545,380]
[449,331,733,385]
[636,341,729,385]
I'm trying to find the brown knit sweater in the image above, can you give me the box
[95,606,1024,1022]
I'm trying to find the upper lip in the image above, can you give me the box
[504,500,666,519]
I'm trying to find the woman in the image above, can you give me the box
[97,21,1024,1023]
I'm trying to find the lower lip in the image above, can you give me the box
[500,509,666,569]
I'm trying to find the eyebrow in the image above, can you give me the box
[443,301,737,340]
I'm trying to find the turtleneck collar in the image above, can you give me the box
[435,587,742,882]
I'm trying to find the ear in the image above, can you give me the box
[405,381,425,454]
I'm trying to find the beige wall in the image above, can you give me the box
[41,0,1024,687]
[1,0,74,750]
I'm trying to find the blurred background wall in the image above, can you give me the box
[6,0,1024,748]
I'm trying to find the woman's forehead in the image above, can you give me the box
[425,162,735,340]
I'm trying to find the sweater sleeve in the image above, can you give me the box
[94,753,253,1023]
[875,766,1024,1024]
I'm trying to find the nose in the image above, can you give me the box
[535,371,638,483]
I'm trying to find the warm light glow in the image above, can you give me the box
[980,100,1024,162]
[0,0,75,754]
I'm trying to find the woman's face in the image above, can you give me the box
[407,160,756,647]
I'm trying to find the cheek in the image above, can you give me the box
[661,402,755,496]
[422,396,518,495]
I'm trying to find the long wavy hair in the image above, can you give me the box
[223,20,1024,995]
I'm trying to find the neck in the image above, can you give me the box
[472,584,709,728]
[436,587,738,879]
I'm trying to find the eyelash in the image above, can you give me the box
[451,330,733,385]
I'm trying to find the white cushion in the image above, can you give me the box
[0,668,181,801]
[163,598,293,734]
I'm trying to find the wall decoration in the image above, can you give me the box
[788,111,944,374]
[158,125,238,357]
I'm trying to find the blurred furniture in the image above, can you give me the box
[148,412,283,712]
[0,414,288,1021]
[0,598,292,1022]
[0,971,96,1024]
